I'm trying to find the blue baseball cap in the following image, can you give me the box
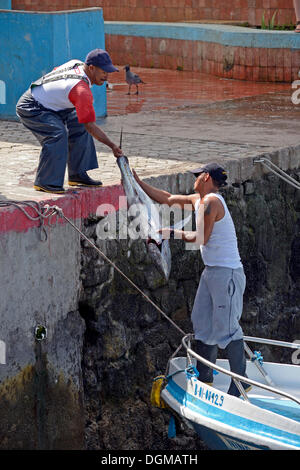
[85,49,119,73]
[190,162,228,186]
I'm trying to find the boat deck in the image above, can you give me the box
[213,359,300,400]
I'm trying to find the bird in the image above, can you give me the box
[106,82,114,90]
[124,65,145,95]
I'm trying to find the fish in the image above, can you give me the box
[117,155,191,280]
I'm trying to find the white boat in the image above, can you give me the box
[160,334,300,450]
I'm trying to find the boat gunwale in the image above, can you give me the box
[182,334,300,407]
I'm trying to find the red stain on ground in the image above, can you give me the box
[107,66,290,115]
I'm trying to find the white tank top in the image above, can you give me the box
[195,193,242,269]
[31,60,91,111]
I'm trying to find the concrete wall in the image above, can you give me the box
[10,0,297,27]
[0,8,107,120]
[0,184,125,449]
[0,222,85,449]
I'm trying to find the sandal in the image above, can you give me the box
[295,20,300,32]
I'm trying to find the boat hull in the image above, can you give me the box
[191,422,270,450]
[161,357,300,450]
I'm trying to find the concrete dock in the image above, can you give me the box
[0,67,298,205]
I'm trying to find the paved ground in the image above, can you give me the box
[0,66,298,202]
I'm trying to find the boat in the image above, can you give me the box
[159,334,300,450]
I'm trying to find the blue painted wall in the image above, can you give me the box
[0,1,11,9]
[0,8,107,120]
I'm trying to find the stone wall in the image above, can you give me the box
[79,169,300,450]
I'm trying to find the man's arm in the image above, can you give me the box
[159,196,220,245]
[133,169,201,243]
[68,81,123,158]
[84,122,123,158]
[202,196,221,245]
[133,169,197,209]
[159,227,200,243]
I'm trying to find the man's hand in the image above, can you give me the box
[157,227,174,239]
[111,143,123,158]
[84,122,123,158]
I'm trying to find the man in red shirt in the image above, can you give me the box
[16,49,123,193]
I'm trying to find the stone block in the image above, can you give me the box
[243,181,255,195]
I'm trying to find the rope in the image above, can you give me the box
[253,158,300,190]
[164,342,183,376]
[165,364,199,381]
[52,206,187,337]
[0,200,59,241]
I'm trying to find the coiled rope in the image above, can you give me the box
[0,200,59,241]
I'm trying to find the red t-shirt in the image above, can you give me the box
[68,80,96,124]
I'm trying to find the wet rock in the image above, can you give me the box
[144,265,168,290]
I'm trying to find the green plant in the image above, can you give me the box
[261,11,266,29]
[274,22,295,31]
[261,10,278,30]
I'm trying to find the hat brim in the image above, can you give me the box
[101,64,119,73]
[190,167,228,186]
[190,167,205,175]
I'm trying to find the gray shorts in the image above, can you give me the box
[191,266,246,349]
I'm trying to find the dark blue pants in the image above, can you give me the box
[194,339,249,397]
[16,90,98,187]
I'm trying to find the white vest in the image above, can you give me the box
[31,60,92,111]
[195,193,242,269]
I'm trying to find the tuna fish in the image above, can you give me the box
[117,155,191,280]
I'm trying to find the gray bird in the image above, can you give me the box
[124,65,145,95]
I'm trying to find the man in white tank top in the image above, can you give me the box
[133,162,250,397]
[16,49,123,193]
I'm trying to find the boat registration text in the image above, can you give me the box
[193,382,224,407]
